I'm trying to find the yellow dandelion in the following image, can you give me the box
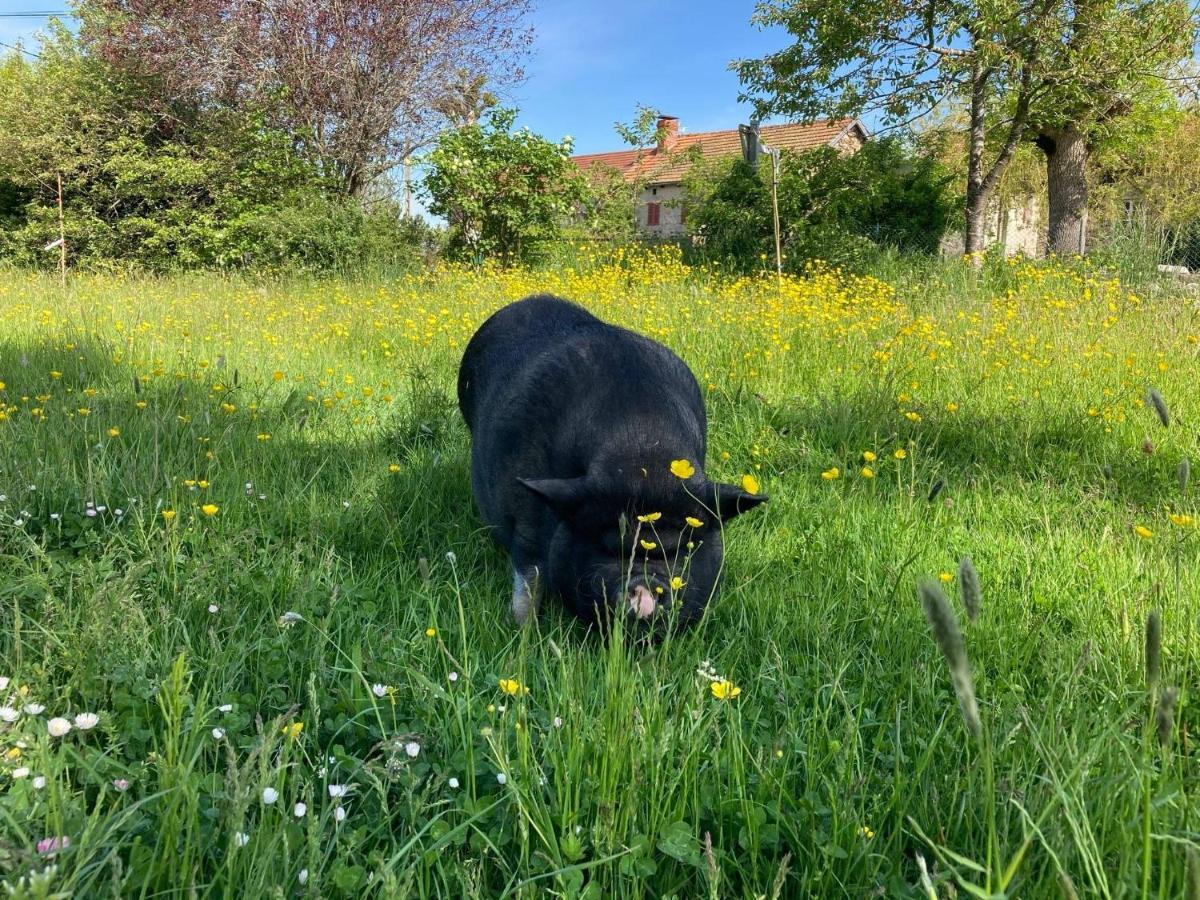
[894,448,907,459]
[1168,513,1194,528]
[1134,525,1153,540]
[740,473,760,495]
[939,571,953,583]
[107,426,120,437]
[388,464,401,473]
[862,451,876,462]
[861,466,875,479]
[821,467,840,480]
[425,627,437,637]
[201,504,219,517]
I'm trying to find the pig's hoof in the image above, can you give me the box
[511,566,541,625]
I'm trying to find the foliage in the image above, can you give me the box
[422,107,586,265]
[0,30,429,272]
[684,138,956,271]
[80,0,533,196]
[735,0,1199,254]
[1,253,1199,895]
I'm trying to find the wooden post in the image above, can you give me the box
[56,172,66,288]
[770,149,782,285]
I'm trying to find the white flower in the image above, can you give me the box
[212,728,225,740]
[23,704,44,716]
[112,778,130,791]
[553,716,563,728]
[446,551,457,565]
[298,869,309,885]
[328,784,348,798]
[404,741,420,758]
[448,671,459,683]
[0,676,8,690]
[96,506,107,513]
[372,683,388,698]
[0,707,18,723]
[448,777,459,789]
[496,772,507,785]
[32,775,46,789]
[208,604,219,614]
[50,513,61,520]
[342,500,351,508]
[12,767,30,779]
[47,717,71,737]
[293,802,307,818]
[114,508,124,517]
[334,805,346,822]
[218,704,232,713]
[74,712,99,730]
[278,611,302,627]
[234,831,249,847]
[12,519,23,528]
[261,787,278,805]
[85,508,98,518]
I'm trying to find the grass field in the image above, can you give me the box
[1,248,1198,897]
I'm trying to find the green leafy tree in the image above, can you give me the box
[684,138,956,270]
[735,0,1197,258]
[422,108,585,264]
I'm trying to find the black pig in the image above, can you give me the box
[457,294,765,631]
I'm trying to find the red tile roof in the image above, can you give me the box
[572,119,867,185]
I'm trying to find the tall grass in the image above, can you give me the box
[0,252,1198,896]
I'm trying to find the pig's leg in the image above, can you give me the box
[511,564,542,625]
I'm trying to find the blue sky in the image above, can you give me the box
[0,0,792,155]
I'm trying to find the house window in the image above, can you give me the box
[646,202,661,227]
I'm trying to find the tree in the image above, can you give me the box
[683,138,957,271]
[82,0,533,197]
[422,108,584,264]
[735,0,1196,258]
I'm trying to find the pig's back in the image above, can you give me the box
[458,294,600,430]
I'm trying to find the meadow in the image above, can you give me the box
[0,248,1198,897]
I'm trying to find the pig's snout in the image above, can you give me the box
[626,575,669,620]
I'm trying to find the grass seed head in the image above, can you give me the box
[958,555,982,622]
[1147,388,1170,427]
[1145,609,1162,688]
[1156,686,1179,747]
[918,579,981,740]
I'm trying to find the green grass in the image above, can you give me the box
[1,253,1198,897]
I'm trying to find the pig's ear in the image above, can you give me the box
[707,482,768,522]
[518,477,591,516]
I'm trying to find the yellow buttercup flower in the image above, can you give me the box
[161,510,176,522]
[281,722,304,740]
[685,516,704,528]
[425,627,437,637]
[710,680,741,701]
[862,451,876,462]
[1134,525,1153,540]
[201,504,219,517]
[821,467,839,480]
[388,464,401,473]
[107,426,120,437]
[637,512,662,523]
[939,571,953,583]
[670,459,695,479]
[670,576,686,590]
[1168,513,1194,528]
[894,448,907,460]
[861,467,874,478]
[639,540,657,551]
[499,678,528,696]
[740,473,760,495]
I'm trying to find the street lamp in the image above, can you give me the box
[739,121,782,283]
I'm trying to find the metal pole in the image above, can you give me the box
[56,172,66,289]
[770,150,782,285]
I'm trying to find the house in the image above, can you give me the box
[572,115,870,237]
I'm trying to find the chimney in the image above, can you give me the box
[656,115,679,152]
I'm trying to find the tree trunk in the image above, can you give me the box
[963,61,990,263]
[1037,128,1089,256]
